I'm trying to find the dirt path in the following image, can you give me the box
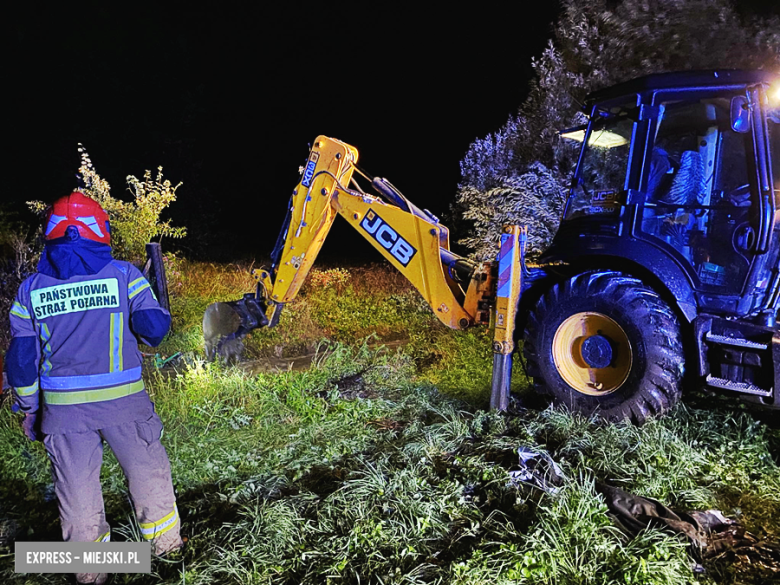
[238,339,408,374]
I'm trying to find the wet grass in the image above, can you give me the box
[158,260,436,361]
[1,262,778,584]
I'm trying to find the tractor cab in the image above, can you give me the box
[554,70,779,322]
[525,71,780,419]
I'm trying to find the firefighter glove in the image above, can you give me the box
[22,412,41,442]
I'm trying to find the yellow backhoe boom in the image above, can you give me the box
[206,135,526,410]
[255,136,492,330]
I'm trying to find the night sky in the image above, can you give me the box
[6,2,778,262]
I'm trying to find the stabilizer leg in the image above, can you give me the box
[489,226,526,411]
[490,353,513,411]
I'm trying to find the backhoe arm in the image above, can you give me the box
[253,136,492,330]
[204,136,526,411]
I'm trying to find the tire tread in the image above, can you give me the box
[523,270,684,424]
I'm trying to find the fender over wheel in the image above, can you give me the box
[523,271,684,424]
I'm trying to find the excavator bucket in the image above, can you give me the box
[202,294,269,362]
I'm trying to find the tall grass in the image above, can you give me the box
[2,341,778,584]
[159,261,438,359]
[1,262,778,584]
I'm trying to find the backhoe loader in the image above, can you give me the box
[205,70,780,423]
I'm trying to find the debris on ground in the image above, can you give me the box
[366,418,404,433]
[153,352,182,368]
[504,448,780,579]
[332,368,375,400]
[705,522,780,580]
[595,482,780,578]
[508,446,566,494]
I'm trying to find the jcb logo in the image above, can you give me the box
[360,210,417,267]
[591,189,618,204]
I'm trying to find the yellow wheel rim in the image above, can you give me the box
[552,312,632,396]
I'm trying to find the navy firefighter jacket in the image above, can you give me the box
[8,256,170,434]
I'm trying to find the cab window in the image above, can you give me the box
[565,108,635,220]
[641,98,754,290]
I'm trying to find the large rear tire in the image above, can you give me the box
[523,271,684,424]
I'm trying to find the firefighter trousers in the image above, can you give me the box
[43,412,183,554]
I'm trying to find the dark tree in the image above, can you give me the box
[457,0,779,258]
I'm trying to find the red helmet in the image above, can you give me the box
[44,191,111,245]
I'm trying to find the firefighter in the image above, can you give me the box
[5,191,183,585]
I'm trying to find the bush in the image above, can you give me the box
[458,162,567,260]
[28,145,186,263]
[0,207,39,352]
